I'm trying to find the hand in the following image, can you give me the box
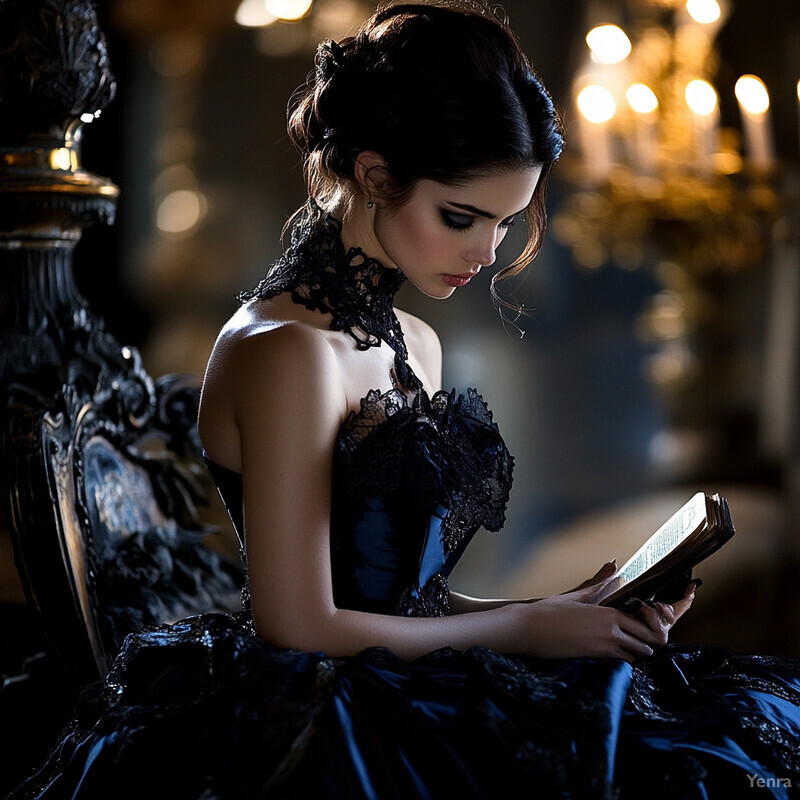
[519,576,698,662]
[619,579,699,646]
[566,559,617,593]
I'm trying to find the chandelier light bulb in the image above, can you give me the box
[156,190,207,235]
[735,75,770,115]
[585,25,632,64]
[577,85,616,124]
[685,79,718,116]
[235,0,277,27]
[266,0,314,21]
[626,84,659,115]
[685,0,721,24]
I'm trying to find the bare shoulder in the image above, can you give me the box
[395,307,442,389]
[199,300,345,468]
[208,298,340,378]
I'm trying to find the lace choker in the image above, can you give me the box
[239,200,423,393]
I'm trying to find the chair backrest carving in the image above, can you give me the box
[0,0,242,685]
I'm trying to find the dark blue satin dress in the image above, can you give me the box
[10,382,800,800]
[9,203,800,799]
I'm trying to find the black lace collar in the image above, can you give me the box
[240,200,422,392]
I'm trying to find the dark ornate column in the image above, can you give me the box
[0,0,240,681]
[0,5,243,792]
[0,1,125,788]
[0,0,156,407]
[0,0,130,675]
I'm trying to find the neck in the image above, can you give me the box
[240,198,421,392]
[336,199,398,272]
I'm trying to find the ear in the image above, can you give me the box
[353,151,391,199]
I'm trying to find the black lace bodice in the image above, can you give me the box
[209,200,514,617]
[331,384,513,616]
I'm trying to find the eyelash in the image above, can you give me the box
[439,210,516,232]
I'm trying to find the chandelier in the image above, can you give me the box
[551,0,789,481]
[553,0,780,273]
[234,0,370,56]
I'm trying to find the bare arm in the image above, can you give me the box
[448,592,538,613]
[224,324,692,663]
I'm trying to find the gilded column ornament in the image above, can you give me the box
[0,0,241,686]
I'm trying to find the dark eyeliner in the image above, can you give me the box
[440,209,473,231]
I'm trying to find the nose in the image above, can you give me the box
[464,230,499,268]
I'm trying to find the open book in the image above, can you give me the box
[597,492,735,608]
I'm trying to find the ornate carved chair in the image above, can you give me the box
[0,2,243,788]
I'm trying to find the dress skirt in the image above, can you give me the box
[10,612,800,800]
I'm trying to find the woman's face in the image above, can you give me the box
[373,166,543,299]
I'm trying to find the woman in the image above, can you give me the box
[11,2,800,799]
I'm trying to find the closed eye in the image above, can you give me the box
[440,210,474,231]
[440,210,517,232]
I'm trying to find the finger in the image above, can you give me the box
[581,572,623,603]
[671,590,696,621]
[567,560,617,592]
[616,630,655,661]
[619,597,644,616]
[565,574,612,598]
[637,603,675,646]
[646,601,676,627]
[618,609,669,648]
[622,597,679,626]
[596,558,617,578]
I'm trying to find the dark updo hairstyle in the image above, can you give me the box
[288,0,564,304]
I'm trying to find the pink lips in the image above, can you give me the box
[442,273,476,287]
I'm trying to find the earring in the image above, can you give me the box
[366,200,374,209]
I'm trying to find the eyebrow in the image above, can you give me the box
[447,202,524,220]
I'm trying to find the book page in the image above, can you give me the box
[612,492,707,588]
